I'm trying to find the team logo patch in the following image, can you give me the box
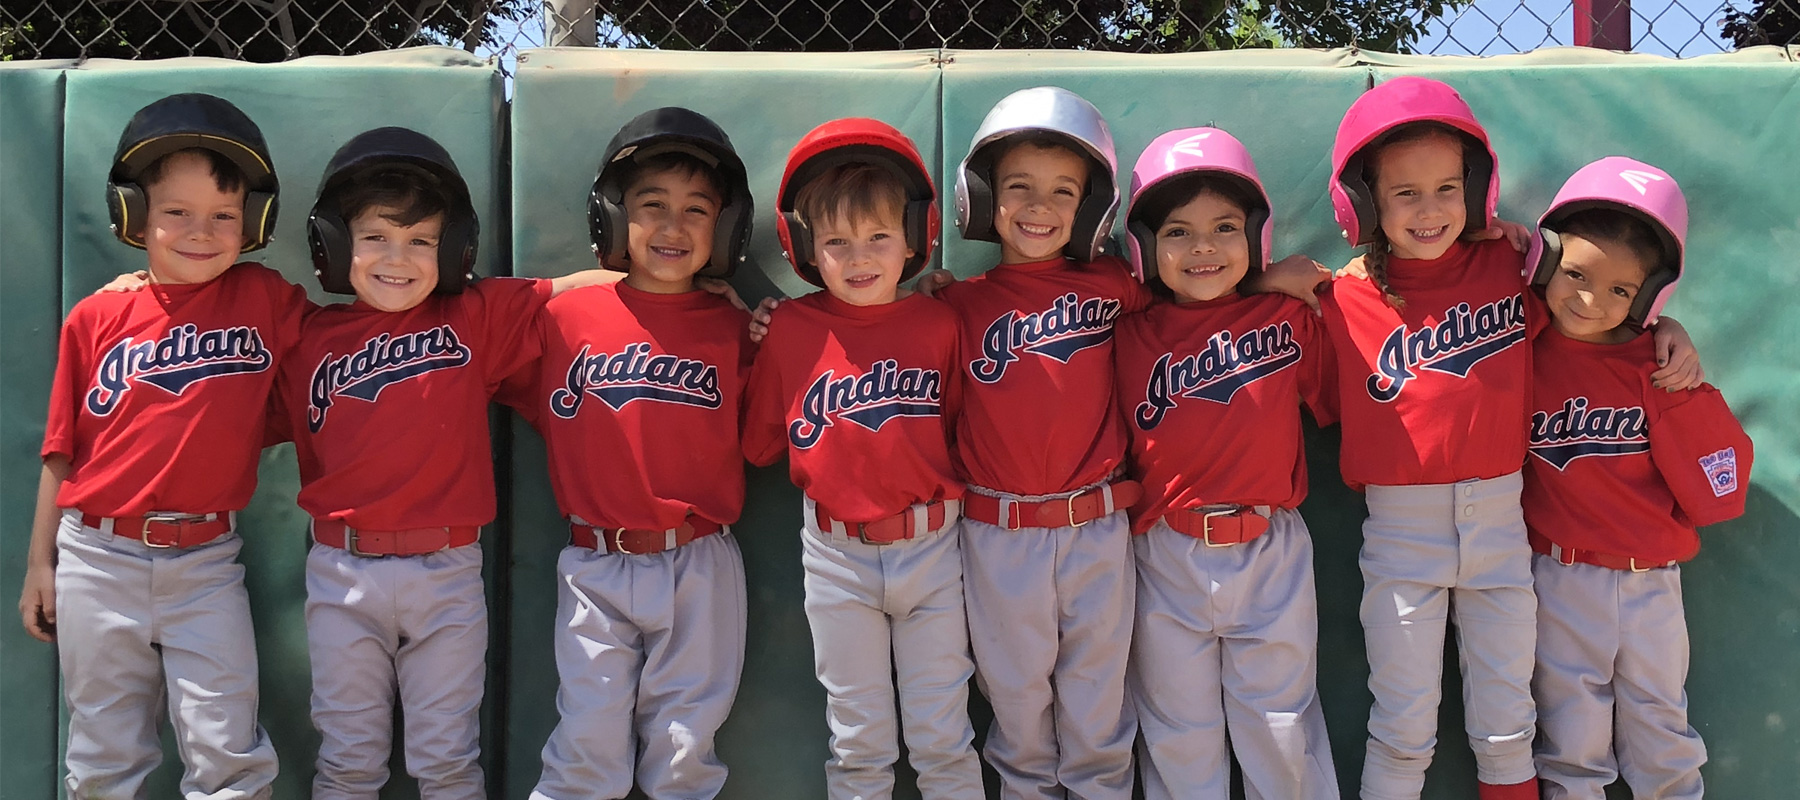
[788,360,942,449]
[550,342,721,418]
[1136,321,1301,430]
[1527,396,1649,470]
[85,324,272,417]
[1699,447,1739,498]
[970,293,1122,384]
[1366,295,1528,403]
[308,325,472,432]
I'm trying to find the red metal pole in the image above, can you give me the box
[1573,0,1633,50]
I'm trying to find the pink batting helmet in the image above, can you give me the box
[1329,76,1499,246]
[1125,127,1273,285]
[1526,156,1688,329]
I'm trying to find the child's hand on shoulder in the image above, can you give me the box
[1465,217,1532,252]
[1246,254,1332,314]
[696,277,750,312]
[1650,317,1706,391]
[748,297,782,344]
[914,269,957,298]
[18,563,55,643]
[96,270,150,294]
[1335,256,1370,282]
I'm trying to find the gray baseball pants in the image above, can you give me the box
[1130,509,1339,800]
[305,541,488,800]
[1359,472,1538,800]
[530,529,746,800]
[54,510,277,800]
[1533,554,1705,800]
[800,497,984,800]
[962,504,1136,800]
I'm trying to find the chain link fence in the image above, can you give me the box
[1,0,1794,67]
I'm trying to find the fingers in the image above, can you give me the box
[19,589,54,643]
[747,297,781,344]
[696,278,750,312]
[916,269,953,298]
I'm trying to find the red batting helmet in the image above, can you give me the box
[776,118,939,287]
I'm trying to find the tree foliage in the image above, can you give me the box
[595,0,1469,52]
[2,0,1476,61]
[1721,0,1799,47]
[0,0,527,61]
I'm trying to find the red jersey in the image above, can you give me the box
[936,255,1150,495]
[1115,293,1336,533]
[742,291,963,523]
[43,263,307,516]
[1321,239,1546,490]
[271,277,551,531]
[500,282,754,530]
[1523,329,1751,563]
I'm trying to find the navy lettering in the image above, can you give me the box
[1527,396,1650,470]
[307,325,472,431]
[1136,321,1302,430]
[788,360,942,449]
[1366,295,1528,402]
[550,342,721,418]
[970,293,1122,384]
[85,324,272,416]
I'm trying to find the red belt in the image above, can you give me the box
[1529,530,1677,573]
[1162,504,1274,546]
[82,512,233,549]
[312,519,480,557]
[570,517,724,555]
[813,499,955,545]
[962,480,1142,530]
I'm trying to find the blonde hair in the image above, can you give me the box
[793,162,907,231]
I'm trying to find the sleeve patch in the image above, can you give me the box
[1699,447,1739,498]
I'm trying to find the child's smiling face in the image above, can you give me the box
[347,205,443,312]
[142,151,247,285]
[623,167,720,294]
[1543,231,1651,344]
[811,204,914,307]
[1372,132,1467,261]
[992,142,1087,264]
[1154,189,1251,304]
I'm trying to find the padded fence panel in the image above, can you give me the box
[1366,50,1800,798]
[0,60,74,800]
[55,49,503,799]
[505,47,943,800]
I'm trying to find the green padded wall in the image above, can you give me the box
[0,59,75,800]
[51,49,504,799]
[504,48,944,799]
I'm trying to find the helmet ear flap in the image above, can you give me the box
[1462,144,1496,233]
[902,198,934,280]
[782,210,817,284]
[435,212,478,294]
[307,198,355,295]
[242,191,279,252]
[1126,217,1158,286]
[1527,227,1562,292]
[587,178,631,270]
[706,199,751,279]
[107,182,149,247]
[1337,153,1379,247]
[1631,268,1680,330]
[1243,204,1271,273]
[957,168,995,242]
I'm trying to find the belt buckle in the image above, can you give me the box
[1629,558,1654,573]
[140,513,190,548]
[609,528,641,556]
[1557,546,1577,567]
[855,522,883,546]
[1064,493,1089,529]
[1200,508,1237,547]
[343,527,383,559]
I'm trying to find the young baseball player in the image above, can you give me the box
[928,86,1148,800]
[497,107,756,800]
[1113,127,1340,800]
[1522,157,1751,800]
[1318,77,1705,800]
[742,118,983,800]
[267,126,606,800]
[17,93,296,799]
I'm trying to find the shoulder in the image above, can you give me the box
[545,281,620,315]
